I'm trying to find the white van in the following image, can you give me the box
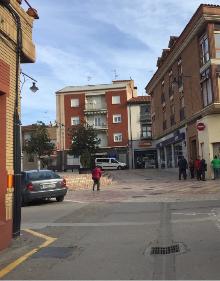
[95,158,127,170]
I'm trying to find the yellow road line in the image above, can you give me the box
[0,229,57,279]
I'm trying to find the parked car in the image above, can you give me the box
[21,170,68,205]
[95,158,127,170]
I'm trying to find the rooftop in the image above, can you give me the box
[128,96,151,104]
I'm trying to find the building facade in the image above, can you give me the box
[0,0,37,250]
[146,4,220,178]
[127,96,157,169]
[21,125,57,171]
[55,80,137,170]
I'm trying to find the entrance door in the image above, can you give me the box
[190,139,197,160]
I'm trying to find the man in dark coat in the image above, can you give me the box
[200,158,207,181]
[178,156,188,180]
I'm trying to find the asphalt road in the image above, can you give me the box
[4,198,220,280]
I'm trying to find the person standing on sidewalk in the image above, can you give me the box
[178,156,188,180]
[92,166,102,191]
[200,158,207,181]
[195,156,201,180]
[211,155,220,179]
[189,158,195,179]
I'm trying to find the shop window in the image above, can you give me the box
[201,68,213,107]
[174,143,183,167]
[199,33,210,66]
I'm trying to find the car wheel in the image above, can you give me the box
[56,195,65,202]
[117,166,122,170]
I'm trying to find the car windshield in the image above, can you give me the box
[27,171,60,181]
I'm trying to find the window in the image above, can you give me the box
[71,116,80,125]
[112,96,120,104]
[71,98,79,107]
[200,34,210,66]
[94,117,102,126]
[214,33,220,58]
[180,96,185,121]
[113,114,122,123]
[114,133,122,142]
[177,58,183,88]
[141,125,152,139]
[168,70,174,96]
[162,110,166,130]
[201,68,212,107]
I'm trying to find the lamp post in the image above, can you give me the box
[20,71,39,172]
[54,121,65,171]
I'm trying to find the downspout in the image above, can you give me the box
[0,0,23,237]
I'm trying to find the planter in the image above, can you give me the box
[78,168,91,174]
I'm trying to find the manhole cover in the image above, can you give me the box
[122,187,132,189]
[132,195,146,198]
[151,244,180,255]
[32,247,75,259]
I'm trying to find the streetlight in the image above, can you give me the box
[20,71,39,172]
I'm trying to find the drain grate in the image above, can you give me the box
[150,244,180,255]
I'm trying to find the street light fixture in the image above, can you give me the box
[20,71,39,93]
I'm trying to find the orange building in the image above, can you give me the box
[0,0,37,250]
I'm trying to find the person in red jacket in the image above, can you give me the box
[92,166,102,191]
[194,156,201,180]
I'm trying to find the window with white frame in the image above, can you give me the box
[113,114,122,123]
[214,32,220,58]
[112,96,120,104]
[94,116,102,127]
[200,34,210,66]
[113,133,122,142]
[71,98,79,107]
[71,116,80,125]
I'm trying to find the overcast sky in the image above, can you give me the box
[20,0,220,125]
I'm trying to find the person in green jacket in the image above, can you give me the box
[211,155,220,179]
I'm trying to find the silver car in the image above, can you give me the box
[21,170,68,205]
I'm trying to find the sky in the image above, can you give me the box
[20,0,220,125]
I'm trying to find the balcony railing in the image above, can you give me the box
[140,113,151,122]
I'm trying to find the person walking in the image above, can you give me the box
[178,156,188,180]
[211,155,220,179]
[92,166,102,191]
[194,156,201,180]
[200,158,207,181]
[189,158,195,179]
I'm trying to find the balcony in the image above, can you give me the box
[140,113,151,122]
[93,124,108,130]
[84,104,107,115]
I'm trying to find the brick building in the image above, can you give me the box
[0,0,37,250]
[55,80,137,170]
[146,4,220,178]
[127,96,157,169]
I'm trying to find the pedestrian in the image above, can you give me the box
[200,158,207,181]
[194,156,201,180]
[92,166,102,191]
[211,155,220,179]
[189,158,195,179]
[178,156,188,180]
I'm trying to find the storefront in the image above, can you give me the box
[156,128,187,168]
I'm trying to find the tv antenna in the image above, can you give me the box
[113,69,119,80]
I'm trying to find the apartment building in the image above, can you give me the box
[0,0,37,249]
[55,80,137,170]
[146,4,220,178]
[127,96,157,169]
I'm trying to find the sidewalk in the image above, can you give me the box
[64,168,220,203]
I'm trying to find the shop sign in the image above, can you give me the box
[197,122,205,131]
[139,140,152,147]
